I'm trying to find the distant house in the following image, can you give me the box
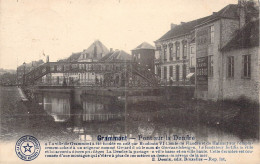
[17,60,44,85]
[78,40,110,62]
[100,49,132,62]
[41,40,111,86]
[131,42,155,72]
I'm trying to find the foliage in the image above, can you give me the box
[0,73,17,85]
[240,0,259,23]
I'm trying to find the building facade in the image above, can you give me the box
[154,17,209,85]
[221,20,259,103]
[194,4,253,100]
[155,2,259,103]
[131,42,155,72]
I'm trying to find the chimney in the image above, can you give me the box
[212,12,217,15]
[238,0,246,28]
[110,48,113,52]
[181,22,185,24]
[171,23,177,29]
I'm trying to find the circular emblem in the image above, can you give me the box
[15,135,41,161]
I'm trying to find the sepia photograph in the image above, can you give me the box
[0,0,259,163]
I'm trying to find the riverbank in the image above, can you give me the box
[128,97,259,140]
[0,86,78,142]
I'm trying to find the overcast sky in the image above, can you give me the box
[0,0,238,69]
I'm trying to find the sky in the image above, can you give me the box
[0,0,238,69]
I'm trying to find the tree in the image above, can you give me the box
[0,73,17,85]
[240,0,259,23]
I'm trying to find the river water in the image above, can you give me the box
[34,89,247,142]
[0,86,257,142]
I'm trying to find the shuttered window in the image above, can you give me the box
[227,56,234,78]
[242,55,251,78]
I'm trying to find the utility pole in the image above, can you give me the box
[23,62,26,86]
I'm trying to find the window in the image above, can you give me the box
[227,56,234,78]
[183,64,187,80]
[210,26,214,44]
[182,41,187,59]
[157,67,161,78]
[190,46,194,54]
[163,46,167,61]
[176,65,179,81]
[169,45,173,61]
[175,42,180,60]
[169,66,173,77]
[242,55,251,78]
[164,66,167,79]
[208,55,213,77]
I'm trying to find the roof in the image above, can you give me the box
[99,52,114,62]
[155,4,239,42]
[196,4,239,27]
[67,52,82,62]
[81,40,109,59]
[132,42,155,50]
[155,16,210,42]
[221,19,259,51]
[99,50,132,62]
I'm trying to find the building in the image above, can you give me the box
[154,16,210,85]
[78,40,110,62]
[76,40,110,85]
[131,42,155,72]
[99,49,132,87]
[195,4,250,100]
[42,40,111,86]
[220,19,259,103]
[17,60,44,85]
[154,1,259,103]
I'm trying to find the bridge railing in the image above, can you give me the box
[24,62,135,84]
[132,63,160,85]
[37,78,155,88]
[23,61,160,87]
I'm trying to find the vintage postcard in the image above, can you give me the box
[0,0,259,163]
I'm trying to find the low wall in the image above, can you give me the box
[162,86,195,103]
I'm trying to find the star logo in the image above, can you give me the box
[23,143,33,153]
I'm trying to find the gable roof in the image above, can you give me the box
[132,42,155,50]
[81,40,109,60]
[155,16,210,42]
[196,4,239,28]
[155,4,240,42]
[99,52,114,62]
[99,50,132,62]
[221,19,259,51]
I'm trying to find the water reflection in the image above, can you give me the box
[81,95,123,122]
[43,93,71,122]
[41,92,124,123]
[36,91,256,142]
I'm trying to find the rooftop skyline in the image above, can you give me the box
[0,0,237,69]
